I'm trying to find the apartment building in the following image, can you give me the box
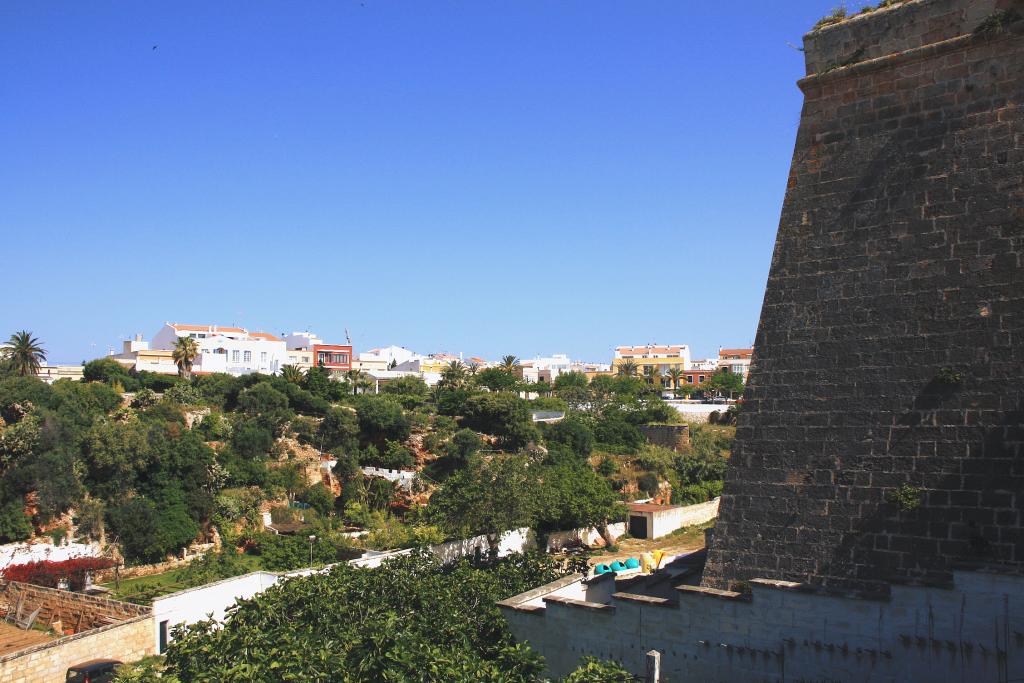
[611,344,692,382]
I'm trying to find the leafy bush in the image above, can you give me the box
[253,532,360,571]
[164,383,203,406]
[637,472,660,496]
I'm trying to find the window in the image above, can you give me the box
[686,375,693,384]
[232,350,240,363]
[261,352,267,363]
[244,350,252,363]
[698,375,705,383]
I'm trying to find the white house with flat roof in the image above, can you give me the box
[151,323,288,376]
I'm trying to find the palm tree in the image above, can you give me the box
[440,360,467,390]
[280,364,305,385]
[345,368,368,395]
[499,355,520,374]
[3,331,46,377]
[617,360,638,377]
[643,365,662,388]
[172,336,200,380]
[667,367,684,397]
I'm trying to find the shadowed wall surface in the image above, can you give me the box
[704,0,1024,593]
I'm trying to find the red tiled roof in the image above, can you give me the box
[617,345,687,356]
[719,348,753,358]
[250,332,282,342]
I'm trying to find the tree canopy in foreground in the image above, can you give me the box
[156,551,631,682]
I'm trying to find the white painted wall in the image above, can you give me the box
[361,467,417,492]
[0,541,102,570]
[151,571,280,652]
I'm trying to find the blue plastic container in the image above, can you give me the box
[624,557,640,569]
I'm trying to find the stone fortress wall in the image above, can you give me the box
[704,0,1024,593]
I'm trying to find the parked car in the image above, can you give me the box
[66,659,122,683]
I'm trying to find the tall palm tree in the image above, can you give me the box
[172,336,200,380]
[499,355,520,374]
[667,367,684,396]
[3,331,46,377]
[280,364,305,384]
[617,360,638,377]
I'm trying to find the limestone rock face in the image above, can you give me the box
[704,0,1024,593]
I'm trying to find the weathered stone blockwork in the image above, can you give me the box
[704,0,1024,592]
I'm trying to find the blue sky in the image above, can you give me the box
[1,1,846,364]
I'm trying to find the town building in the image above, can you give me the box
[354,346,422,373]
[716,347,753,378]
[34,364,84,384]
[612,344,692,385]
[111,335,179,374]
[149,323,288,376]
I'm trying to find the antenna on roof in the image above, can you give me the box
[345,327,352,345]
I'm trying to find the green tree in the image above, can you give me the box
[171,336,199,380]
[544,417,594,460]
[446,428,482,466]
[299,483,336,518]
[499,355,520,373]
[2,331,46,377]
[0,498,32,543]
[429,455,539,553]
[476,367,519,393]
[317,406,359,452]
[461,393,539,450]
[354,395,411,446]
[162,551,594,681]
[108,495,198,563]
[553,371,588,391]
[704,367,745,398]
[536,462,626,546]
[380,374,429,399]
[83,357,140,390]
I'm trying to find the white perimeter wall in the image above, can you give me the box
[151,571,280,652]
[0,542,102,570]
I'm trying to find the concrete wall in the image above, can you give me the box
[151,571,279,652]
[500,568,1024,682]
[0,615,153,683]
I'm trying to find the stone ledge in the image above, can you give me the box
[496,602,546,616]
[542,595,615,612]
[496,573,584,610]
[677,584,748,602]
[799,19,1024,87]
[612,592,676,608]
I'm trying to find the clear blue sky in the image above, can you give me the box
[1,1,844,364]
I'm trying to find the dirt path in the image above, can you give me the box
[585,525,709,568]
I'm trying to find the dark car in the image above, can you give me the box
[66,659,122,683]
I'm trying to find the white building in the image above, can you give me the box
[354,345,423,373]
[150,323,288,376]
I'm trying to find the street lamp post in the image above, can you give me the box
[308,534,316,566]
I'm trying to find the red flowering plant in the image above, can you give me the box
[1,557,115,591]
